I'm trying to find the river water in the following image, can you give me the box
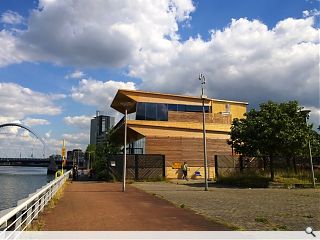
[0,166,54,211]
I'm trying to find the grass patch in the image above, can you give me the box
[27,181,69,231]
[274,176,309,184]
[273,169,320,185]
[27,219,45,231]
[179,203,185,208]
[48,182,68,209]
[273,169,317,185]
[216,169,319,188]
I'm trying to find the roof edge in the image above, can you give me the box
[117,89,248,105]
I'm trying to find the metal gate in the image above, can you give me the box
[105,154,165,181]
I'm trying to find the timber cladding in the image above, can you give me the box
[145,136,232,168]
[168,111,231,124]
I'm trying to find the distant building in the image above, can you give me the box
[90,111,115,145]
[71,149,85,167]
[67,150,73,163]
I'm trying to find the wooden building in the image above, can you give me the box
[111,89,248,179]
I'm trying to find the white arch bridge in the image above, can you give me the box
[0,123,47,166]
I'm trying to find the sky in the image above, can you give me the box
[0,0,319,157]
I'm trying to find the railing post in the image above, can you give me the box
[34,197,39,219]
[40,194,45,212]
[14,212,22,231]
[26,205,32,226]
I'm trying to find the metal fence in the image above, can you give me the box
[214,155,320,177]
[105,154,165,181]
[0,170,71,239]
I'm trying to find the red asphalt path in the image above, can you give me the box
[41,181,228,231]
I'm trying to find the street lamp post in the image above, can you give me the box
[123,108,128,192]
[121,102,131,192]
[301,110,316,188]
[199,73,208,191]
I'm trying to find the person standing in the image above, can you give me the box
[182,162,188,180]
[73,164,78,181]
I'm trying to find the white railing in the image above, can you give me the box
[0,170,71,239]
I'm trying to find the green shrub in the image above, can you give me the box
[275,169,319,183]
[216,171,270,188]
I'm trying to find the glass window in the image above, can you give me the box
[186,105,202,112]
[145,103,157,120]
[168,104,178,111]
[136,102,145,120]
[156,104,168,121]
[177,104,186,112]
[101,118,106,132]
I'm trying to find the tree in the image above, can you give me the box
[310,129,320,156]
[229,100,312,181]
[85,144,96,168]
[89,129,121,180]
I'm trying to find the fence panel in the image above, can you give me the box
[105,154,165,181]
[216,155,239,177]
[215,155,320,177]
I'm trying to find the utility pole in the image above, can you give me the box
[121,102,131,192]
[199,73,208,191]
[301,110,316,188]
[61,139,66,174]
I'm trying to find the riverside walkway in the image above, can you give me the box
[40,181,228,231]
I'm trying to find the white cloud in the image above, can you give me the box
[0,117,20,124]
[303,9,320,17]
[0,127,45,158]
[0,0,195,68]
[64,115,92,129]
[22,118,50,127]
[44,132,87,156]
[0,1,318,127]
[62,132,89,147]
[0,82,62,120]
[71,79,136,111]
[129,17,319,115]
[0,30,29,67]
[65,70,85,79]
[1,10,24,25]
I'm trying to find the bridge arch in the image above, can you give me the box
[0,123,46,157]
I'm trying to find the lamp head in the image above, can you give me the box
[198,73,205,84]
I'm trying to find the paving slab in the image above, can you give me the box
[133,181,320,230]
[40,181,228,231]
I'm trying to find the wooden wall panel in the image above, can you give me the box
[145,136,232,167]
[168,111,231,124]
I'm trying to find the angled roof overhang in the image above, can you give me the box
[111,89,217,114]
[110,90,137,114]
[111,89,248,115]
